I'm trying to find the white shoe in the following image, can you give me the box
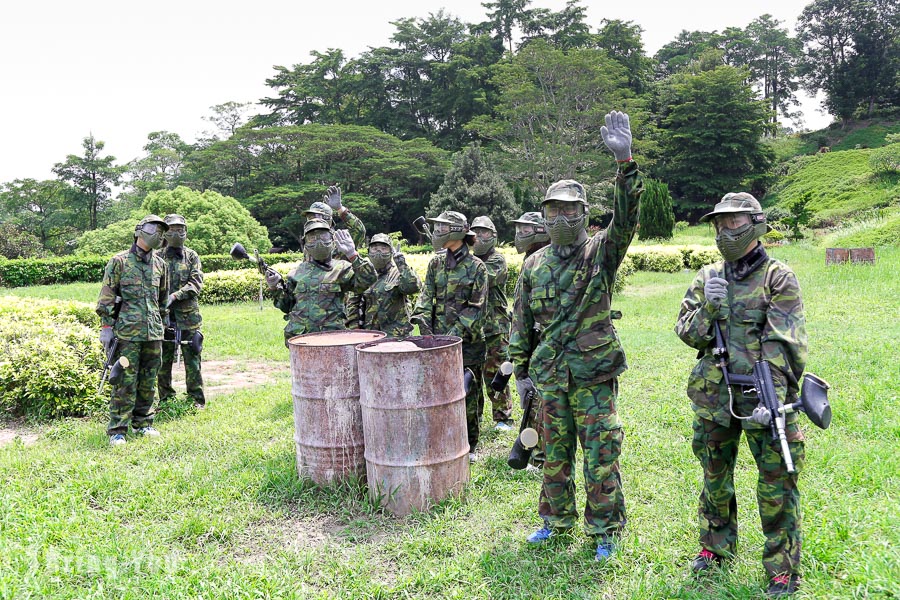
[134,426,160,437]
[109,434,126,446]
[494,422,514,432]
[468,452,477,463]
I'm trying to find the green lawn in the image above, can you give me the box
[1,245,897,599]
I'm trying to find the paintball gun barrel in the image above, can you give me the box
[231,242,282,291]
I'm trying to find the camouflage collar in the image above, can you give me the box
[445,243,469,269]
[727,242,767,281]
[131,242,153,264]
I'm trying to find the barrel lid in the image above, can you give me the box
[288,330,386,347]
[356,335,462,353]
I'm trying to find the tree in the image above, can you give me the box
[637,179,675,240]
[76,186,271,256]
[481,0,531,54]
[0,222,45,259]
[519,0,592,51]
[0,178,79,254]
[125,131,194,201]
[52,135,124,230]
[745,16,803,128]
[428,143,519,240]
[654,65,774,216]
[594,19,653,93]
[654,30,723,76]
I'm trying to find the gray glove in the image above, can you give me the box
[704,277,728,307]
[392,242,406,267]
[100,327,115,355]
[516,376,536,410]
[750,405,772,426]
[324,185,343,212]
[265,268,282,290]
[165,293,176,309]
[334,229,356,259]
[600,110,633,161]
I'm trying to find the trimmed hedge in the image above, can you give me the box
[627,245,720,272]
[0,297,106,419]
[0,252,303,288]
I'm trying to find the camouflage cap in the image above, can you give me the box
[164,214,186,226]
[699,192,764,223]
[427,211,475,238]
[303,218,332,236]
[512,211,547,230]
[543,179,589,207]
[369,233,393,247]
[136,214,168,231]
[471,215,497,233]
[304,201,334,220]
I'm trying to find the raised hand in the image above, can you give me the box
[324,185,343,212]
[600,110,633,161]
[334,229,357,258]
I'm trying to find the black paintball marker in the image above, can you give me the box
[97,296,129,394]
[463,367,476,395]
[713,321,832,474]
[231,242,283,293]
[165,313,183,364]
[413,216,430,237]
[496,362,540,470]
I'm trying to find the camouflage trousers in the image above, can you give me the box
[465,362,484,453]
[481,333,513,424]
[108,340,162,436]
[692,416,805,576]
[538,376,626,539]
[523,390,545,467]
[158,335,205,406]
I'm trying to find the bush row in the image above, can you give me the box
[0,297,106,419]
[627,245,720,272]
[0,252,303,288]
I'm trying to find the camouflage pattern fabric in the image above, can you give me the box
[477,249,513,423]
[358,260,421,337]
[508,160,642,538]
[158,339,205,406]
[676,246,808,576]
[538,377,626,538]
[96,244,168,340]
[273,255,376,344]
[107,340,162,435]
[466,364,485,451]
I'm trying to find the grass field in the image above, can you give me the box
[1,238,897,599]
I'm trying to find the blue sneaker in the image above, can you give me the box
[526,524,555,544]
[109,434,126,446]
[595,541,616,561]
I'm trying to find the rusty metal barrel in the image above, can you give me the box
[288,330,386,485]
[356,335,470,516]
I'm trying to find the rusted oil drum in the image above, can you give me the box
[356,335,470,516]
[825,247,850,265]
[288,330,386,485]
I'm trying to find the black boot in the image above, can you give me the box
[691,549,724,573]
[767,574,800,597]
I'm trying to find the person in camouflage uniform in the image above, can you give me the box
[157,214,206,409]
[303,185,367,254]
[352,233,421,336]
[97,215,170,446]
[471,215,514,430]
[510,211,551,468]
[675,192,807,598]
[267,218,376,345]
[410,211,488,460]
[509,111,641,561]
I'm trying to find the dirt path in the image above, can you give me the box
[0,359,290,449]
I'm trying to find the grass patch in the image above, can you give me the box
[0,246,897,598]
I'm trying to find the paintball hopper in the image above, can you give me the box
[230,243,253,262]
[463,367,476,395]
[508,426,539,470]
[413,216,430,236]
[108,356,129,387]
[783,373,832,429]
[491,361,514,392]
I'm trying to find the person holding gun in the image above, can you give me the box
[675,192,807,597]
[354,233,421,337]
[267,218,376,345]
[157,214,206,409]
[508,111,641,562]
[97,215,170,446]
[410,211,488,462]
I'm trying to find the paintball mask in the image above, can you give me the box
[164,214,187,248]
[135,215,168,250]
[542,180,588,247]
[701,193,769,262]
[512,212,549,254]
[427,211,472,249]
[368,242,392,272]
[471,216,497,256]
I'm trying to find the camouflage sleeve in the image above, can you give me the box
[158,259,169,321]
[411,258,437,335]
[485,253,507,291]
[599,160,642,285]
[340,209,367,249]
[96,256,123,327]
[508,260,534,381]
[273,271,297,314]
[347,256,377,294]
[175,252,204,300]
[674,268,722,351]
[447,262,488,342]
[396,261,421,296]
[761,267,808,402]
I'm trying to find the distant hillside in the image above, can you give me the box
[795,119,900,154]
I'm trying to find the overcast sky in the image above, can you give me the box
[0,0,829,184]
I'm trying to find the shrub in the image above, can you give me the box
[638,179,676,240]
[627,246,684,273]
[675,221,690,232]
[869,143,900,175]
[0,297,106,419]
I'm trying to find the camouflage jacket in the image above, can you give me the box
[675,245,808,428]
[274,256,377,337]
[411,244,488,365]
[360,261,421,337]
[509,160,642,387]
[162,246,203,331]
[96,244,169,342]
[477,249,511,338]
[302,210,367,260]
